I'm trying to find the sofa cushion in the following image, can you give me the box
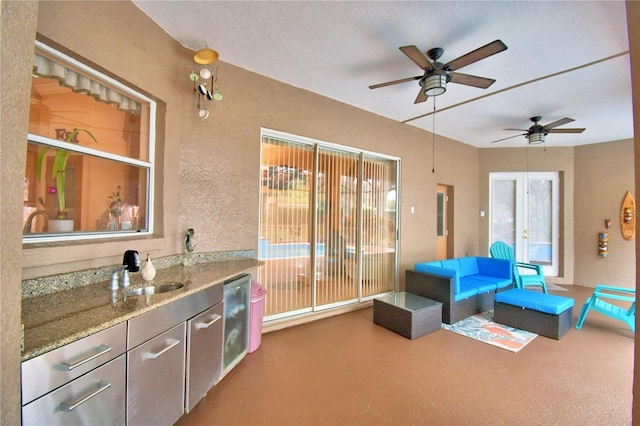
[461,276,498,294]
[458,257,479,277]
[495,289,574,315]
[440,259,460,272]
[478,257,511,278]
[456,280,480,301]
[471,275,513,289]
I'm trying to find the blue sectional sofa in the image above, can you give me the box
[406,257,513,324]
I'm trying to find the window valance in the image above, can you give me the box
[33,53,141,115]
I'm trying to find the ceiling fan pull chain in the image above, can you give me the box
[432,97,436,173]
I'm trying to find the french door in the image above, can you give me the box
[489,172,559,276]
[259,130,399,320]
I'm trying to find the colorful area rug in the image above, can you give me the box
[442,310,537,352]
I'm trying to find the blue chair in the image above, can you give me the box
[490,241,547,293]
[576,285,635,332]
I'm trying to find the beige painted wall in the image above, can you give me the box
[575,139,635,288]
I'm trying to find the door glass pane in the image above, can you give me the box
[259,139,314,316]
[436,192,445,237]
[360,155,397,297]
[316,148,359,306]
[491,179,516,247]
[528,178,552,265]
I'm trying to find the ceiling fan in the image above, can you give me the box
[491,116,586,144]
[369,40,508,104]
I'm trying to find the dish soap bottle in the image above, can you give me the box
[141,254,156,282]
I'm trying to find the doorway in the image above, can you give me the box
[436,184,453,260]
[489,172,559,276]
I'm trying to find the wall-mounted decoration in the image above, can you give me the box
[604,218,611,229]
[620,191,636,241]
[598,232,608,257]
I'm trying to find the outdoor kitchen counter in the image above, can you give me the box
[21,258,263,361]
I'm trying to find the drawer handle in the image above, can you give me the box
[144,338,180,360]
[195,314,222,329]
[59,380,111,412]
[59,345,112,371]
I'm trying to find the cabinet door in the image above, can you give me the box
[185,302,224,413]
[22,355,126,426]
[127,323,186,426]
[223,274,251,376]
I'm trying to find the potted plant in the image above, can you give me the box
[36,128,98,231]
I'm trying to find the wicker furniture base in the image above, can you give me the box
[374,292,442,339]
[494,302,573,340]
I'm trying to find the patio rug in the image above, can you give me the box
[441,310,537,353]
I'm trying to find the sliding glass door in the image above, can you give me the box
[259,131,398,320]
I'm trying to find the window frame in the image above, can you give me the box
[23,41,156,244]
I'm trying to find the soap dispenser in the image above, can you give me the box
[141,253,156,282]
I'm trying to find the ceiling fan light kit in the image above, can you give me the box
[422,74,448,96]
[527,132,545,145]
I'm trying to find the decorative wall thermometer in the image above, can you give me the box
[620,191,636,241]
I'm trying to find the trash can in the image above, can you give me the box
[249,281,267,353]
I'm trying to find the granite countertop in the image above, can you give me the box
[21,258,263,361]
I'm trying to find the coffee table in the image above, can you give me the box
[373,292,442,339]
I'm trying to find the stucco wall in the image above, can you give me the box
[0,2,39,423]
[574,139,635,288]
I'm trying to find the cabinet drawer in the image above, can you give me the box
[127,322,186,426]
[22,322,127,405]
[127,284,222,349]
[22,354,126,426]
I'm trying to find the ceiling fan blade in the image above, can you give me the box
[414,88,428,104]
[449,72,496,89]
[369,75,421,89]
[547,128,586,134]
[444,40,508,71]
[543,117,574,129]
[399,45,433,70]
[491,133,527,143]
[504,128,529,131]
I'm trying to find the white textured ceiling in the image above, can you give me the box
[132,1,633,148]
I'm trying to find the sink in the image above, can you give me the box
[124,282,184,296]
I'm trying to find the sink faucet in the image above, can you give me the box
[23,210,50,234]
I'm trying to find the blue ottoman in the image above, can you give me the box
[494,289,574,339]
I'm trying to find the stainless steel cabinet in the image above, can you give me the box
[126,323,186,426]
[22,355,126,426]
[185,301,223,413]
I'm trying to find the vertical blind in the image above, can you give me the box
[259,134,398,320]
